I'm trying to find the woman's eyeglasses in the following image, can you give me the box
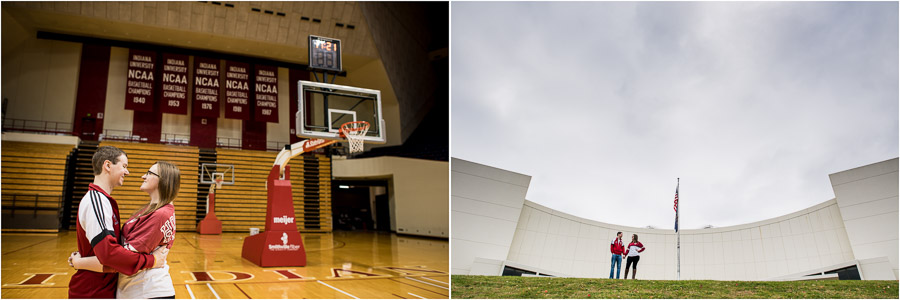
[146,170,159,177]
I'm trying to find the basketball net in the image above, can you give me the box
[340,121,370,154]
[213,173,224,190]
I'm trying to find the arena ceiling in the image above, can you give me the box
[2,2,380,70]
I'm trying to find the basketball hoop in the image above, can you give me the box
[339,121,370,154]
[213,173,225,189]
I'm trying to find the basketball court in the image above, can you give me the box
[2,78,448,298]
[2,231,449,299]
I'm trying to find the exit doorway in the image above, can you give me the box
[331,180,391,232]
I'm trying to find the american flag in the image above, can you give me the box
[673,187,678,212]
[674,182,679,232]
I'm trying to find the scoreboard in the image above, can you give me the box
[308,35,342,72]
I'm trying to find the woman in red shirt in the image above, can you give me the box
[70,161,180,298]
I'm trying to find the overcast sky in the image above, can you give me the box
[451,2,898,230]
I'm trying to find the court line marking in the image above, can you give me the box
[389,278,447,297]
[0,286,68,290]
[179,235,201,250]
[420,276,448,285]
[317,280,359,299]
[2,237,58,255]
[6,273,67,286]
[185,284,196,299]
[233,283,252,299]
[407,292,426,299]
[404,277,449,290]
[207,283,221,299]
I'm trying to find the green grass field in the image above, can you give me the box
[452,275,899,298]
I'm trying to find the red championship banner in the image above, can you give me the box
[254,65,278,123]
[192,57,220,118]
[160,53,189,114]
[224,61,250,120]
[125,49,156,112]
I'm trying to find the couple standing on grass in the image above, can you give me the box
[609,231,645,279]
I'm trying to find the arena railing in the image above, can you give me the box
[160,133,190,145]
[2,120,285,151]
[1,194,63,218]
[2,118,74,136]
[216,137,287,152]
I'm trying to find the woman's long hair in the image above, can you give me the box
[632,234,639,243]
[131,161,181,220]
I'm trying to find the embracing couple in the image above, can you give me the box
[67,146,180,299]
[609,231,645,279]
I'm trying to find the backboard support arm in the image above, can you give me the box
[273,138,338,179]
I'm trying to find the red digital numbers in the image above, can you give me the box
[317,41,335,51]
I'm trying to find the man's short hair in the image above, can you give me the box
[92,146,127,175]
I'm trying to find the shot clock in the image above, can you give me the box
[308,35,342,72]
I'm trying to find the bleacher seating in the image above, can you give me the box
[1,141,74,231]
[289,154,333,232]
[215,149,333,232]
[5,139,333,233]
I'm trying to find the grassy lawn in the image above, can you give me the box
[452,275,899,298]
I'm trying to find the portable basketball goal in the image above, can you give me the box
[242,79,385,267]
[197,164,234,235]
[242,35,386,267]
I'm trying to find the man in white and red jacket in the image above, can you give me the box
[67,146,168,298]
[624,234,645,279]
[609,231,625,279]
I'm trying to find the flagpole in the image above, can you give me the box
[677,178,680,281]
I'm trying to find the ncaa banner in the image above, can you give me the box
[224,61,251,120]
[160,53,189,114]
[192,57,220,118]
[254,64,278,123]
[125,49,156,112]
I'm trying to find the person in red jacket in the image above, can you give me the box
[623,234,645,279]
[609,231,625,279]
[66,146,168,298]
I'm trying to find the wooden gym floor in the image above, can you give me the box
[1,231,449,299]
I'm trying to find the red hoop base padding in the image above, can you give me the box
[242,231,306,267]
[241,165,307,267]
[197,193,222,235]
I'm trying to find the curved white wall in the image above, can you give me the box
[508,199,853,280]
[451,157,898,280]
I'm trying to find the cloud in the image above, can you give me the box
[452,2,898,229]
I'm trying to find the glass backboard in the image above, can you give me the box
[296,80,385,144]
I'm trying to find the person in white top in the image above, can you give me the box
[623,234,645,279]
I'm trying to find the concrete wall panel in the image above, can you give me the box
[830,158,898,279]
[450,158,530,275]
